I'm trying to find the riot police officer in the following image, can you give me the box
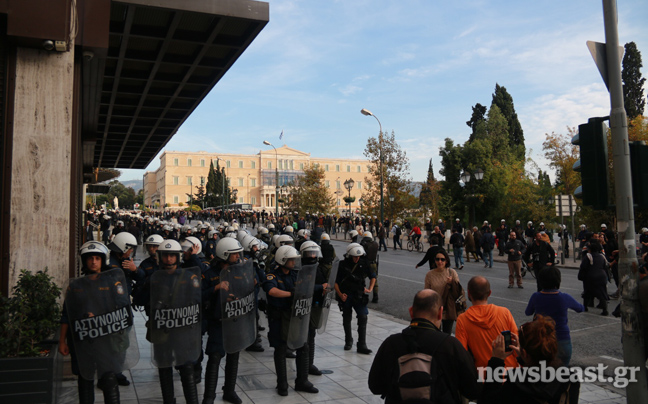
[262,246,319,396]
[107,232,143,296]
[335,243,376,354]
[59,241,138,404]
[150,240,201,404]
[201,238,247,404]
[359,231,380,303]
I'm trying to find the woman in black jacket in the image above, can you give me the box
[578,241,610,315]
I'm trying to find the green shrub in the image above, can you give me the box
[0,269,62,358]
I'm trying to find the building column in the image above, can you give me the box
[8,46,76,292]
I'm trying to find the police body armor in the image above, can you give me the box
[317,257,340,334]
[65,269,139,380]
[287,263,318,349]
[219,259,257,353]
[150,266,202,368]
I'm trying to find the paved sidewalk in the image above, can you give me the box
[57,304,627,404]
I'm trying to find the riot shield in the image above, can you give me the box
[220,259,257,353]
[150,266,202,368]
[317,257,340,334]
[65,269,139,380]
[287,263,318,349]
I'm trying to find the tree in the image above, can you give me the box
[361,130,412,221]
[491,83,525,160]
[419,159,442,220]
[543,128,580,196]
[285,165,334,216]
[466,103,487,142]
[193,185,206,207]
[622,42,646,120]
[205,160,220,207]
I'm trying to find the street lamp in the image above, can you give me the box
[344,178,355,218]
[361,108,384,225]
[461,168,484,228]
[263,140,279,219]
[389,194,395,223]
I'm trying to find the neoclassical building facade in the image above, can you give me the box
[143,145,371,213]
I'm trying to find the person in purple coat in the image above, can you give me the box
[525,266,584,366]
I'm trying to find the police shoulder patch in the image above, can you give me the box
[266,274,275,280]
[115,282,125,295]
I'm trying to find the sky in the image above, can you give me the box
[120,0,648,184]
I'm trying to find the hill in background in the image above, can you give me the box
[121,179,142,192]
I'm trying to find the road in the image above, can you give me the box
[328,239,625,375]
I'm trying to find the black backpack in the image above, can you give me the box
[397,328,450,403]
[396,227,402,237]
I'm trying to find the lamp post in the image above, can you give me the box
[247,173,250,206]
[389,194,395,222]
[344,178,355,218]
[263,140,279,219]
[361,108,383,225]
[460,168,484,229]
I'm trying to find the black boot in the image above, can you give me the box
[202,354,221,404]
[98,373,120,404]
[357,316,372,354]
[194,352,203,384]
[273,345,289,396]
[159,367,176,404]
[601,300,609,316]
[77,376,94,404]
[307,328,322,375]
[222,352,242,404]
[180,364,200,404]
[294,345,319,394]
[343,314,353,350]
[371,293,379,303]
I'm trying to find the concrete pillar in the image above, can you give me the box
[8,46,75,291]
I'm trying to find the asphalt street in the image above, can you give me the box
[327,239,625,376]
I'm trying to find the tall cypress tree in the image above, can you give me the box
[491,83,525,160]
[466,103,487,143]
[622,42,646,119]
[419,159,435,207]
[205,160,219,207]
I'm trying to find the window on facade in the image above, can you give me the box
[226,160,231,168]
[357,165,361,172]
[336,165,340,172]
[239,161,243,168]
[173,176,179,185]
[251,178,256,187]
[187,158,192,166]
[268,161,272,169]
[251,161,256,169]
[173,158,179,166]
[347,165,350,172]
[251,197,256,205]
[200,159,205,167]
[239,197,244,203]
[173,196,179,203]
[300,163,304,170]
[325,180,330,188]
[336,181,341,189]
[200,176,205,186]
[290,160,294,170]
[238,178,243,186]
[279,160,283,169]
[187,176,192,185]
[337,199,341,205]
[325,164,329,171]
[357,181,362,189]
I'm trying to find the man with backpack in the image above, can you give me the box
[368,289,480,403]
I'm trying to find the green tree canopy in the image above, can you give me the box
[491,83,525,160]
[285,165,334,216]
[622,41,646,119]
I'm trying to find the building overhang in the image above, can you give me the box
[81,0,269,172]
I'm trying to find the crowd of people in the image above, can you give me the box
[65,207,648,404]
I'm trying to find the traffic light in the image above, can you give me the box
[630,141,648,209]
[572,117,609,210]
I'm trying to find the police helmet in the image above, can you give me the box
[348,230,359,239]
[215,238,244,261]
[144,234,164,246]
[246,237,261,252]
[601,223,607,229]
[258,227,269,235]
[539,222,545,226]
[321,233,330,241]
[362,231,373,240]
[270,234,280,248]
[346,243,366,257]
[276,234,294,248]
[528,221,533,226]
[297,229,310,238]
[157,240,183,266]
[108,232,138,254]
[275,245,300,266]
[267,223,275,231]
[163,224,174,232]
[208,230,218,239]
[299,241,322,259]
[182,236,202,254]
[79,241,109,264]
[116,220,124,227]
[642,228,648,233]
[225,232,237,239]
[284,226,294,234]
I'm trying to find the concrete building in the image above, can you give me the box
[0,0,268,296]
[143,145,371,214]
